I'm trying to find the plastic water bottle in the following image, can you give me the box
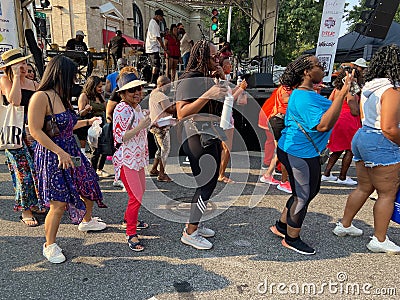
[220,90,234,130]
[237,76,242,86]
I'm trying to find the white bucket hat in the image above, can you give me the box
[352,58,367,68]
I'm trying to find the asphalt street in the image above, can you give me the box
[0,150,399,300]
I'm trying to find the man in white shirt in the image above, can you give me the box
[177,23,193,70]
[146,9,167,85]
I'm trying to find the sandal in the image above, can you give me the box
[127,234,144,252]
[137,220,149,229]
[31,206,48,214]
[218,176,235,184]
[20,216,39,227]
[149,170,159,177]
[157,175,173,182]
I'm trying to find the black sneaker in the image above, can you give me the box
[282,237,316,255]
[270,221,287,238]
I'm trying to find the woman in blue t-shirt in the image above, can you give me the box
[269,54,353,255]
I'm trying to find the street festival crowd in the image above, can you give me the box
[1,8,400,263]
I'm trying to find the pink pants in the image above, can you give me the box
[264,129,275,165]
[120,166,145,236]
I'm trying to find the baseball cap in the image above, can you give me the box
[116,30,122,35]
[76,30,86,36]
[352,58,367,68]
[117,58,127,68]
[155,9,164,17]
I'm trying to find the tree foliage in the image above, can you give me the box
[211,6,251,56]
[275,0,324,66]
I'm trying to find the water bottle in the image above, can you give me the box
[220,90,234,130]
[237,76,242,86]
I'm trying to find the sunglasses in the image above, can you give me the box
[27,69,34,74]
[127,85,143,93]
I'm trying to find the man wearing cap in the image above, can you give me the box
[108,30,132,69]
[177,23,193,70]
[66,30,88,51]
[105,58,127,98]
[351,58,367,85]
[146,9,167,85]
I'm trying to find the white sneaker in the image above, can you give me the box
[97,170,111,178]
[367,236,400,254]
[181,228,213,250]
[197,223,215,238]
[321,174,338,182]
[113,180,124,188]
[336,177,357,185]
[333,222,363,237]
[43,243,66,264]
[78,218,107,232]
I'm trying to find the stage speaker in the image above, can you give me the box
[355,0,400,39]
[247,73,274,88]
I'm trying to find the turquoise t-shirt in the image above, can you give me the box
[278,89,332,158]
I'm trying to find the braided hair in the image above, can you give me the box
[183,40,212,75]
[279,54,313,88]
[365,44,400,87]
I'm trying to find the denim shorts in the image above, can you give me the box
[352,126,400,167]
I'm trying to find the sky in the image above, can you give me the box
[339,0,359,36]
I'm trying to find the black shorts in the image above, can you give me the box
[149,52,161,68]
[74,125,90,141]
[269,115,285,141]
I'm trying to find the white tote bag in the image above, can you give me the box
[0,104,25,150]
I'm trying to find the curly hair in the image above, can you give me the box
[333,67,361,90]
[365,44,400,86]
[279,54,313,88]
[183,40,212,75]
[82,75,104,103]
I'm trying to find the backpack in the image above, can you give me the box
[97,123,116,155]
[97,113,136,155]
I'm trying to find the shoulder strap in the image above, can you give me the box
[292,117,322,155]
[44,92,56,118]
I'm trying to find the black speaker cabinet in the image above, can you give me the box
[357,0,400,39]
[247,73,274,88]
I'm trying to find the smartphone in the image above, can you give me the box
[71,156,82,167]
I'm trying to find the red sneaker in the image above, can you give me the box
[260,174,280,185]
[277,181,292,193]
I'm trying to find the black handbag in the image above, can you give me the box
[183,118,227,148]
[43,92,60,138]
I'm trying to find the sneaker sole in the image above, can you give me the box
[333,229,363,237]
[270,225,285,238]
[276,185,292,193]
[281,239,316,255]
[180,237,212,250]
[260,178,279,185]
[78,226,107,232]
[366,244,400,254]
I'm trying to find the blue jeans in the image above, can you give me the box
[182,52,190,70]
[352,125,400,167]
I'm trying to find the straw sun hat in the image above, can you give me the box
[0,49,32,69]
[118,79,147,93]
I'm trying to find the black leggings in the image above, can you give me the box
[182,135,221,225]
[277,147,321,228]
[91,148,107,171]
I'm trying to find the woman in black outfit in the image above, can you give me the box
[175,40,226,250]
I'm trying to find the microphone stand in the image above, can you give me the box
[198,24,207,40]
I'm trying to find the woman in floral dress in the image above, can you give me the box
[28,55,107,264]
